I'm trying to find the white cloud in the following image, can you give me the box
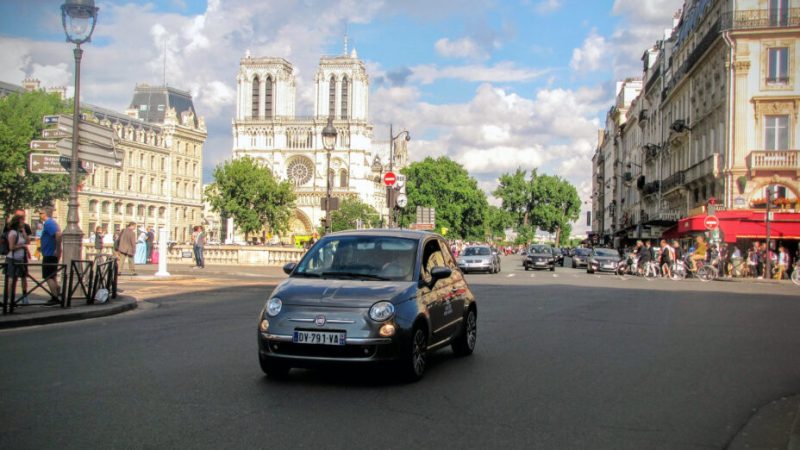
[570,30,607,73]
[410,62,548,84]
[535,0,563,14]
[434,37,488,60]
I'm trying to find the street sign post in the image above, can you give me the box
[42,128,70,139]
[57,114,116,147]
[43,115,59,125]
[383,171,397,186]
[28,153,94,174]
[704,215,719,231]
[29,140,57,150]
[55,139,123,167]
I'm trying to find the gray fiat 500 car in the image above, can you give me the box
[258,230,478,381]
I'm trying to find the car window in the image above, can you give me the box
[463,247,490,256]
[529,245,551,254]
[593,248,619,257]
[422,239,447,281]
[575,248,591,256]
[295,235,417,281]
[437,239,458,269]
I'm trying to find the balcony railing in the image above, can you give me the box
[747,150,800,175]
[643,181,660,196]
[661,171,685,192]
[684,154,718,185]
[723,8,800,30]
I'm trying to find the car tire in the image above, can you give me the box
[524,265,529,271]
[401,326,428,382]
[451,308,477,357]
[587,269,594,274]
[550,265,555,272]
[259,354,290,378]
[572,262,576,269]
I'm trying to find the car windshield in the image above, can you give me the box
[575,248,591,256]
[463,247,491,256]
[593,248,619,257]
[529,245,551,254]
[294,235,418,281]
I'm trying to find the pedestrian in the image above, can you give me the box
[93,226,104,254]
[659,239,673,278]
[38,206,62,305]
[775,246,788,280]
[5,214,31,305]
[145,226,155,263]
[134,228,148,264]
[192,226,206,269]
[117,222,138,275]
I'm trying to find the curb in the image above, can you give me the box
[0,295,138,330]
[728,395,800,450]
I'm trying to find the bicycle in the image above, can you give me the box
[670,260,687,281]
[642,260,661,280]
[684,254,718,282]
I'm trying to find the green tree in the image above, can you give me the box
[485,205,513,241]
[204,156,295,239]
[331,197,380,232]
[398,156,489,240]
[0,90,71,215]
[529,174,580,246]
[493,168,530,227]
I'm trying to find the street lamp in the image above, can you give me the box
[321,117,337,234]
[388,125,410,227]
[61,0,98,269]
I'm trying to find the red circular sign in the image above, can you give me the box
[704,215,719,230]
[383,171,397,186]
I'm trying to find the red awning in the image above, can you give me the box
[661,210,800,242]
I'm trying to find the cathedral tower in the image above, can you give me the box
[236,55,295,120]
[314,49,369,121]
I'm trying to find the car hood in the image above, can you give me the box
[591,256,620,262]
[462,255,493,261]
[273,278,415,308]
[528,252,552,257]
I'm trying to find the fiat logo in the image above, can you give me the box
[315,315,326,326]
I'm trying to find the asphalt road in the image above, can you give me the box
[1,256,799,449]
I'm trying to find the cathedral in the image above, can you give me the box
[230,48,406,241]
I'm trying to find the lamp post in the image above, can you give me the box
[321,117,337,234]
[765,184,773,278]
[387,125,410,227]
[60,0,98,269]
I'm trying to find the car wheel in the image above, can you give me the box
[572,262,576,269]
[452,309,477,357]
[401,326,428,382]
[550,265,555,272]
[524,265,529,271]
[259,354,290,378]
[587,269,594,274]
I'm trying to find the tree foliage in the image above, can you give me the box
[494,168,581,245]
[331,197,381,232]
[398,156,489,240]
[485,205,513,240]
[0,90,71,215]
[204,156,295,238]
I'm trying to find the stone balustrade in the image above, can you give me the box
[82,243,305,266]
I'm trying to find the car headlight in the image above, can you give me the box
[457,259,465,265]
[369,301,395,322]
[266,297,282,317]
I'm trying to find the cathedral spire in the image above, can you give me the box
[343,25,349,56]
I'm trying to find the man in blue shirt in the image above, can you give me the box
[38,206,61,305]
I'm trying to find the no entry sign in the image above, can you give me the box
[704,215,719,230]
[384,171,397,186]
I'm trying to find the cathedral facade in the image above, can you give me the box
[231,50,404,240]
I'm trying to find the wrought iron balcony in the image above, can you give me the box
[661,171,685,192]
[723,8,800,30]
[643,181,660,196]
[747,150,800,176]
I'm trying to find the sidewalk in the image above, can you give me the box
[0,295,137,330]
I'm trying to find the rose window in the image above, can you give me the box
[287,158,314,185]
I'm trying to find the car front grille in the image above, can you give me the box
[268,342,377,359]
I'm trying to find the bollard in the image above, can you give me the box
[155,229,170,277]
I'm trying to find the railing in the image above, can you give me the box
[662,171,686,192]
[723,8,800,30]
[684,154,719,185]
[663,19,721,100]
[166,245,305,266]
[643,181,660,196]
[2,262,67,315]
[747,150,800,174]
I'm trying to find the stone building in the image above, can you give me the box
[230,49,404,241]
[592,0,800,248]
[58,84,206,244]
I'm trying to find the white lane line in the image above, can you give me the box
[552,274,559,278]
[594,275,602,279]
[572,274,579,278]
[530,273,536,278]
[507,273,515,278]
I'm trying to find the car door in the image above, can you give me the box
[420,238,452,344]
[437,238,466,335]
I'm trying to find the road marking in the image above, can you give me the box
[552,274,559,278]
[572,274,578,278]
[507,273,515,278]
[530,274,535,278]
[595,275,601,279]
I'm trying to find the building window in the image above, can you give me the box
[265,75,273,118]
[139,176,144,192]
[128,175,133,190]
[89,199,98,211]
[115,173,120,190]
[137,205,145,217]
[101,201,110,214]
[161,157,166,171]
[339,169,348,188]
[767,47,789,84]
[150,155,155,169]
[126,204,134,215]
[765,115,789,150]
[770,0,789,26]
[103,170,109,188]
[148,206,155,217]
[328,75,336,118]
[115,203,122,214]
[252,75,260,118]
[158,207,165,218]
[341,75,349,118]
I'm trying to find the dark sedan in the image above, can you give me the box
[258,230,478,382]
[524,245,557,271]
[587,247,623,274]
[571,247,591,268]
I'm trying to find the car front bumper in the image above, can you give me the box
[258,331,405,364]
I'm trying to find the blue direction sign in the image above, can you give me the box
[43,115,59,125]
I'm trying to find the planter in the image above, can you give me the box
[736,176,747,195]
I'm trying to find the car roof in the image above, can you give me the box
[323,228,442,241]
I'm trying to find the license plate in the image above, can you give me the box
[293,330,346,346]
[535,262,545,266]
[603,264,614,268]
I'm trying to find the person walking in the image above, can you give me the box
[134,228,148,265]
[775,246,788,280]
[192,226,206,269]
[5,214,31,305]
[93,226,104,254]
[117,222,138,275]
[145,226,155,263]
[38,206,62,305]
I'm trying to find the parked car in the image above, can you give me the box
[524,245,557,271]
[553,248,565,266]
[258,229,478,382]
[571,247,592,268]
[587,247,623,274]
[457,245,501,274]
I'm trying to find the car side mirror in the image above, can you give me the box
[427,266,452,287]
[283,262,297,275]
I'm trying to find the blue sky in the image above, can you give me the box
[0,0,685,232]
